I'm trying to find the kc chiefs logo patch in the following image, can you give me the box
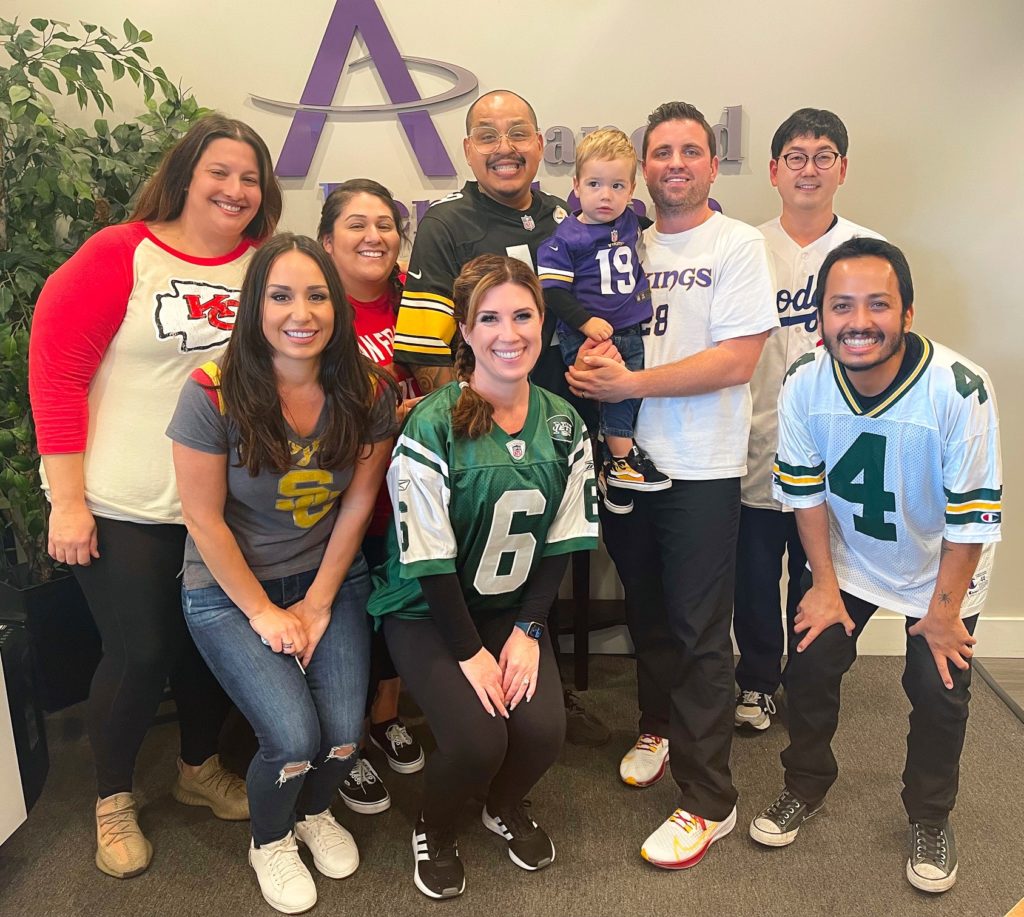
[155,279,241,352]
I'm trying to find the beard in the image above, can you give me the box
[647,172,713,218]
[823,325,907,373]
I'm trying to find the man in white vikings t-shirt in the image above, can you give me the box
[567,101,777,869]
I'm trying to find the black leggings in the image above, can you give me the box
[384,611,565,833]
[72,517,230,797]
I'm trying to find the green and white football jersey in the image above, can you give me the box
[773,333,1002,618]
[368,382,598,621]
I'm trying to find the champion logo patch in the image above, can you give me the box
[980,512,1000,523]
[506,439,527,461]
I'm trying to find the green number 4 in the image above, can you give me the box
[828,432,897,542]
[951,361,988,404]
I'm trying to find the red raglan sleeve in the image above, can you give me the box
[29,224,142,454]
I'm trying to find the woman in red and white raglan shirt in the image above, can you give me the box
[28,115,282,880]
[317,180,424,814]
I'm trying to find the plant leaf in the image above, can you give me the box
[38,67,60,93]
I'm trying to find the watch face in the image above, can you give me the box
[526,622,544,639]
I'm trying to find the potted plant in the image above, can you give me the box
[0,16,209,709]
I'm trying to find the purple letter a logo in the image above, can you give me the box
[271,0,477,178]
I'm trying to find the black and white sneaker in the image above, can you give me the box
[749,789,822,847]
[370,718,425,774]
[412,817,465,899]
[734,690,776,730]
[338,755,391,814]
[482,801,555,871]
[598,463,633,515]
[907,820,958,893]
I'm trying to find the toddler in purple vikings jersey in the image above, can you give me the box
[538,129,669,512]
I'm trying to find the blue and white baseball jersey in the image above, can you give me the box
[773,333,1002,618]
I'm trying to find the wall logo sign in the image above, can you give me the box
[251,0,478,178]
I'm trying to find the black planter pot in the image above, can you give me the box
[0,622,49,811]
[0,571,101,713]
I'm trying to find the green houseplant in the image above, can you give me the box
[0,16,209,587]
[0,16,209,708]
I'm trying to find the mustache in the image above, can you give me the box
[486,153,526,167]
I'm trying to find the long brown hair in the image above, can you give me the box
[131,114,282,241]
[450,254,544,439]
[219,233,395,475]
[317,178,407,311]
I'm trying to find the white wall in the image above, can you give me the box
[9,0,1022,651]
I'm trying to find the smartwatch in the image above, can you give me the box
[514,620,545,640]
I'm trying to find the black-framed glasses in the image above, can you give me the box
[779,150,841,170]
[468,125,538,155]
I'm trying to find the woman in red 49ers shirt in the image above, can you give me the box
[28,115,282,879]
[317,180,425,815]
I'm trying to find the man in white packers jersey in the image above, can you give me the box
[734,109,885,732]
[749,238,1002,895]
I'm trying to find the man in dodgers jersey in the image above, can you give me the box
[749,237,1001,895]
[734,109,886,732]
[567,101,778,868]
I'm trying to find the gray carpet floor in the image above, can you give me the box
[1,655,1023,917]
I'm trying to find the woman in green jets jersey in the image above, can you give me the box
[369,254,599,900]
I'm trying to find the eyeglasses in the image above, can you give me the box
[468,125,538,155]
[779,150,842,170]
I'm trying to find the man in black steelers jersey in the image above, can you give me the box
[393,89,608,747]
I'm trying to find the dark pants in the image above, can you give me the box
[734,505,807,695]
[72,517,230,797]
[782,574,976,825]
[602,478,741,821]
[384,611,566,833]
[362,534,399,716]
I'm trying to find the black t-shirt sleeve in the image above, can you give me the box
[418,572,483,661]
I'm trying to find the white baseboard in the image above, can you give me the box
[560,616,1024,658]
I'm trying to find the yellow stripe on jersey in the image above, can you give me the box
[946,500,1002,514]
[395,295,458,355]
[833,334,933,417]
[400,290,455,312]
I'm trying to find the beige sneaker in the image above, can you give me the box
[95,793,152,879]
[172,754,249,820]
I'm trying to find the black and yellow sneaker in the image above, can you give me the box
[607,445,672,492]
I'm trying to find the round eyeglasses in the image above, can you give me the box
[468,125,538,155]
[779,150,841,170]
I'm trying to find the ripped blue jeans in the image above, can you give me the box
[183,559,370,845]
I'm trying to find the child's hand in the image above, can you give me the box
[580,317,613,342]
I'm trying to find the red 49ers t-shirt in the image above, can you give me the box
[350,291,420,536]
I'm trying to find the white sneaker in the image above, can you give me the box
[248,832,317,914]
[734,690,776,730]
[619,734,669,787]
[295,809,359,879]
[641,806,736,869]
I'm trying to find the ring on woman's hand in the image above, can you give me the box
[283,642,294,650]
[522,677,530,685]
